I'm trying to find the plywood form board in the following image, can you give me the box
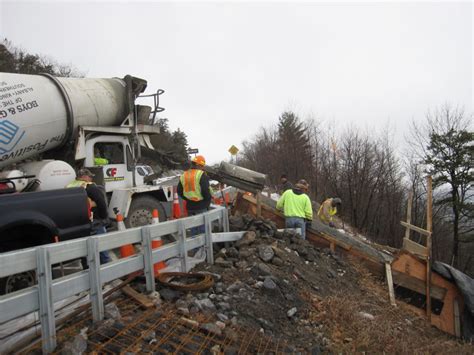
[391,252,464,336]
[402,237,428,259]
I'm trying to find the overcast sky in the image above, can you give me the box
[1,1,472,164]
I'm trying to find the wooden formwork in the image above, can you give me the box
[391,251,463,337]
[233,192,466,338]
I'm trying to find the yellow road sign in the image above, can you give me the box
[228,145,239,155]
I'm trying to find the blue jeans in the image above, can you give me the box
[94,225,111,264]
[285,217,306,240]
[81,224,111,269]
[188,209,208,236]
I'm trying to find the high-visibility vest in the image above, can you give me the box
[317,199,337,223]
[66,179,91,189]
[94,157,109,166]
[66,179,97,208]
[180,169,204,201]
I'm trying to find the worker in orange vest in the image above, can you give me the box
[178,155,212,234]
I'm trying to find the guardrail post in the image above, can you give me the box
[87,237,104,322]
[141,226,155,292]
[204,214,214,264]
[36,246,56,353]
[178,220,188,272]
[217,209,224,231]
[223,208,230,232]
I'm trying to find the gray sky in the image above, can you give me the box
[1,1,472,164]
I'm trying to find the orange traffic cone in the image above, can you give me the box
[173,188,181,219]
[118,214,134,258]
[152,208,160,224]
[151,209,166,275]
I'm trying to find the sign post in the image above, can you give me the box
[187,148,199,157]
[228,145,239,164]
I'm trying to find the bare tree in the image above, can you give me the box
[408,105,473,267]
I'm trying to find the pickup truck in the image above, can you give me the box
[0,187,91,252]
[0,187,91,293]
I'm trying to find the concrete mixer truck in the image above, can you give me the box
[0,73,177,246]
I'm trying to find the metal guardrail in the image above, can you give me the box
[0,206,244,353]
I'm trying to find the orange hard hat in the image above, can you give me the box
[192,155,206,166]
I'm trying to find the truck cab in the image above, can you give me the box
[77,125,176,227]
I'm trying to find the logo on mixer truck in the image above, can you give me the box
[105,167,125,182]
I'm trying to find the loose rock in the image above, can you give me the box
[358,312,375,321]
[201,322,222,336]
[263,277,278,290]
[258,245,275,262]
[236,231,257,248]
[105,303,121,320]
[287,307,297,318]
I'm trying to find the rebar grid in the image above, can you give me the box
[23,293,296,354]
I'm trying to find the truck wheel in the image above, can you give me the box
[0,271,36,295]
[125,195,166,228]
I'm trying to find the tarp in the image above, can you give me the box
[433,261,474,341]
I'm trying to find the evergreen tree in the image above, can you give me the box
[424,109,473,266]
[277,111,311,182]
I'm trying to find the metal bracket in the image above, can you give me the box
[36,247,56,353]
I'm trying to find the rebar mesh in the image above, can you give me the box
[22,293,296,354]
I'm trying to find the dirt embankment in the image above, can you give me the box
[49,214,473,354]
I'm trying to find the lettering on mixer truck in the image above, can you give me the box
[0,81,35,109]
[0,139,49,163]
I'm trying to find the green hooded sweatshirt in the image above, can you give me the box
[276,189,313,220]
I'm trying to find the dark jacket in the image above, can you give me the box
[177,170,212,211]
[281,180,293,194]
[85,183,108,220]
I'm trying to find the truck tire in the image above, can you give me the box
[0,271,36,295]
[125,195,166,228]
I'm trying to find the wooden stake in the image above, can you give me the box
[122,285,155,309]
[385,263,397,307]
[426,176,433,320]
[405,191,413,241]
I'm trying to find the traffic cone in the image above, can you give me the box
[118,214,134,258]
[152,208,160,224]
[151,209,166,275]
[173,188,181,219]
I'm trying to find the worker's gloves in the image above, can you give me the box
[328,222,335,228]
[305,219,312,229]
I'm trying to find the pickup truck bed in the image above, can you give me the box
[0,188,91,253]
